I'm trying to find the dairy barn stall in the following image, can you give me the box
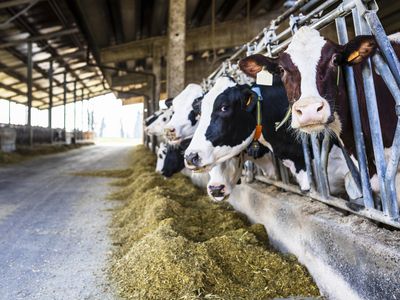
[0,0,399,299]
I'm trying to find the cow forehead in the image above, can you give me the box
[284,27,327,97]
[172,83,203,108]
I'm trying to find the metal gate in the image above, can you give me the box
[203,0,400,228]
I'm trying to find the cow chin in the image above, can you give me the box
[293,111,342,137]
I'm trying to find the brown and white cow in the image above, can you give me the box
[242,26,400,195]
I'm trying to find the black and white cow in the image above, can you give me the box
[248,26,400,198]
[155,142,168,173]
[184,76,311,191]
[145,108,174,136]
[164,83,204,144]
[207,150,276,201]
[161,139,192,178]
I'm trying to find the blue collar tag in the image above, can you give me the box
[251,86,263,101]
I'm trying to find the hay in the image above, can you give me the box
[0,143,93,165]
[106,145,319,299]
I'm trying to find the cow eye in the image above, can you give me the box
[277,66,285,76]
[162,117,167,121]
[331,54,341,66]
[220,105,228,112]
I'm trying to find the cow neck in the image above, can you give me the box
[250,86,263,141]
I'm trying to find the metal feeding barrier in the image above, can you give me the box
[203,0,400,229]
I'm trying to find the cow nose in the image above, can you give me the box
[208,185,225,198]
[185,152,201,167]
[164,127,176,139]
[292,100,328,127]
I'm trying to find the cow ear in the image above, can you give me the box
[239,54,279,78]
[237,85,256,112]
[341,35,377,65]
[164,97,174,108]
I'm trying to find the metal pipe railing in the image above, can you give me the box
[199,0,400,228]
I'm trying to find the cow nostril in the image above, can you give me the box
[317,103,324,112]
[295,108,303,116]
[209,185,225,197]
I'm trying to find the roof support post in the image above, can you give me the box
[153,47,162,110]
[73,81,77,144]
[8,101,11,124]
[48,61,53,143]
[167,0,186,97]
[63,72,67,142]
[81,89,84,132]
[27,41,33,146]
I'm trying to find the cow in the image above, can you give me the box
[164,83,204,144]
[161,139,192,178]
[207,150,276,201]
[155,142,168,173]
[245,26,400,198]
[145,108,174,136]
[184,76,312,191]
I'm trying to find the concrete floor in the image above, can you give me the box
[0,144,132,300]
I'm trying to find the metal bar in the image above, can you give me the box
[8,100,11,124]
[73,81,77,143]
[301,135,315,192]
[278,160,290,184]
[311,133,329,198]
[81,89,84,132]
[363,11,400,87]
[0,0,45,9]
[48,61,53,128]
[272,0,356,55]
[255,175,400,229]
[354,8,389,214]
[321,134,331,192]
[63,72,67,142]
[48,61,53,143]
[336,16,374,209]
[372,54,400,219]
[0,28,80,49]
[27,41,33,146]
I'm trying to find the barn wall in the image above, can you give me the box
[227,182,400,300]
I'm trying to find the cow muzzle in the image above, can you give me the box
[164,127,182,144]
[291,98,331,133]
[207,184,227,201]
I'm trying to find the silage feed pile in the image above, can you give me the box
[109,145,320,299]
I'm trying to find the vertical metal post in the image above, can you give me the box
[335,16,374,209]
[48,61,53,143]
[321,134,331,191]
[310,133,329,198]
[353,8,389,213]
[8,100,11,124]
[27,41,33,146]
[81,89,84,133]
[301,135,315,192]
[372,54,400,219]
[167,0,186,98]
[73,81,77,144]
[63,72,67,142]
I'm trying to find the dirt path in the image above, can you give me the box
[0,144,131,300]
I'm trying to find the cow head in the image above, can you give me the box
[164,84,203,144]
[241,26,377,136]
[185,77,256,171]
[207,157,242,201]
[155,142,167,173]
[145,109,174,136]
[161,139,191,177]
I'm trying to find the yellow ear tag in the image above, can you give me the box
[347,50,360,63]
[246,96,252,106]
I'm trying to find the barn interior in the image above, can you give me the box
[1,1,400,299]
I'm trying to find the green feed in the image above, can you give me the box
[102,145,320,299]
